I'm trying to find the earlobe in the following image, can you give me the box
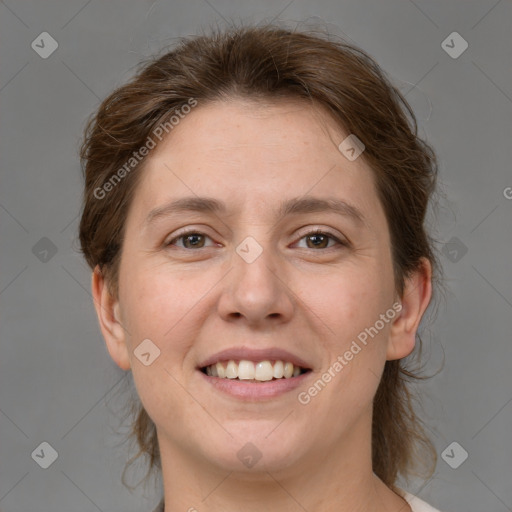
[91,266,131,371]
[386,258,432,361]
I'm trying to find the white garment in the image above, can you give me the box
[398,488,443,512]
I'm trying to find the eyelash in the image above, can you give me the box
[165,228,348,251]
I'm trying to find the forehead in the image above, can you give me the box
[151,98,345,159]
[129,98,383,226]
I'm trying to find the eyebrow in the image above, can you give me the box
[144,195,367,228]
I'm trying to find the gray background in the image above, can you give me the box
[1,1,511,511]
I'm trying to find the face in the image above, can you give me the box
[96,99,421,477]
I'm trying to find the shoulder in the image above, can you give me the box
[396,488,444,512]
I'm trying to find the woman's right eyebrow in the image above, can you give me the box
[145,196,226,226]
[144,195,368,229]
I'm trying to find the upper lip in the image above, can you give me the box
[198,346,313,370]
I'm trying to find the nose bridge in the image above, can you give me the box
[218,229,293,324]
[237,233,275,281]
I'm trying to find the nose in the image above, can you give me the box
[217,237,294,328]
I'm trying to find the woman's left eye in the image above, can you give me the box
[166,229,346,250]
[294,230,346,250]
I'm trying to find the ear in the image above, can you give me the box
[386,258,432,361]
[91,265,131,371]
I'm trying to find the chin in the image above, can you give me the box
[199,423,308,475]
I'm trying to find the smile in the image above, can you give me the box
[201,359,310,381]
[197,346,314,399]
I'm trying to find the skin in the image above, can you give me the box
[92,98,431,512]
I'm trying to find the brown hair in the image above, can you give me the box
[79,22,440,492]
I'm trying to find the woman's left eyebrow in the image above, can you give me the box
[144,195,368,229]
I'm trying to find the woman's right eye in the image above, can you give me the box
[166,231,215,249]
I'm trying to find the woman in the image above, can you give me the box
[79,23,444,512]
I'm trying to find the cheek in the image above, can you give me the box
[310,266,392,395]
[120,264,204,360]
[121,267,201,424]
[125,261,183,318]
[319,268,388,339]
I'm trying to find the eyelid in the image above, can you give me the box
[165,227,217,248]
[292,227,349,250]
[294,226,348,243]
[165,226,350,250]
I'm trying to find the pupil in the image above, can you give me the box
[309,234,327,248]
[186,234,203,247]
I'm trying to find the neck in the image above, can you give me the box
[156,413,411,512]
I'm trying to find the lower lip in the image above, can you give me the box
[198,370,312,400]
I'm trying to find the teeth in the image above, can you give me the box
[273,360,284,378]
[204,359,306,381]
[255,361,273,381]
[226,360,238,379]
[238,360,255,380]
[283,362,293,379]
[215,362,226,378]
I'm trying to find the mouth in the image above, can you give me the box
[196,347,313,400]
[200,359,311,382]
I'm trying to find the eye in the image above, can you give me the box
[166,230,216,249]
[294,229,347,250]
[165,228,348,251]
